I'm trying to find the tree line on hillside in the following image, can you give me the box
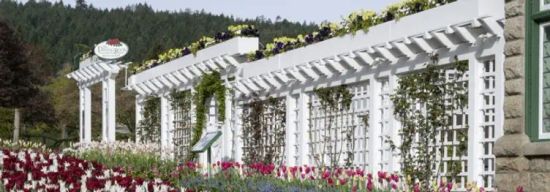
[0,0,317,147]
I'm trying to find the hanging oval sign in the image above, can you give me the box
[94,38,129,60]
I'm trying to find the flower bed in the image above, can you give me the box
[0,149,176,191]
[64,141,182,186]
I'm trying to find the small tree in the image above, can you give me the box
[0,20,39,142]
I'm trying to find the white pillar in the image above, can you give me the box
[79,86,92,143]
[388,75,400,172]
[468,58,484,185]
[297,93,310,166]
[223,90,233,159]
[160,95,170,150]
[135,95,144,143]
[233,101,244,162]
[285,94,297,166]
[102,77,117,142]
[369,77,382,173]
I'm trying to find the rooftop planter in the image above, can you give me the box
[240,0,503,79]
[127,36,258,94]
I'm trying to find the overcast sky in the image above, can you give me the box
[20,0,400,23]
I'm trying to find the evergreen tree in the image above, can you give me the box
[0,20,38,141]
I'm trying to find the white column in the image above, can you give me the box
[233,101,244,162]
[135,95,144,143]
[297,93,310,166]
[160,95,170,150]
[388,75,400,172]
[467,58,483,185]
[369,76,382,173]
[79,86,92,143]
[102,77,117,142]
[223,90,233,159]
[285,94,297,166]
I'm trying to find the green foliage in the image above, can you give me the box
[242,97,286,164]
[390,56,468,191]
[314,85,353,111]
[0,0,317,72]
[190,72,226,160]
[138,97,161,143]
[310,85,355,167]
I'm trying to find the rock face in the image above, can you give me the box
[496,0,550,191]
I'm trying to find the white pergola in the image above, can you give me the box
[125,0,504,190]
[67,56,124,143]
[127,37,258,154]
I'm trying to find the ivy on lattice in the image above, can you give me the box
[137,96,161,144]
[169,90,194,160]
[241,96,286,164]
[309,85,356,168]
[390,55,468,191]
[189,71,226,161]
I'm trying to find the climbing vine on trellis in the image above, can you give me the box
[189,71,226,161]
[390,55,468,191]
[241,96,286,164]
[137,96,161,144]
[169,90,194,160]
[309,85,356,168]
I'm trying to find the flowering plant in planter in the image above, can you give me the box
[132,24,258,74]
[247,0,458,62]
[248,22,343,61]
[0,149,177,192]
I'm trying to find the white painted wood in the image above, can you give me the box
[120,1,505,189]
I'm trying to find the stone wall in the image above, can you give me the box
[495,0,550,191]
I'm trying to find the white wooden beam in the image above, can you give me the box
[252,77,271,90]
[373,46,398,63]
[452,25,477,44]
[144,80,159,93]
[171,71,188,83]
[204,60,219,71]
[179,68,194,80]
[196,62,209,73]
[234,82,251,96]
[223,55,239,66]
[391,41,415,59]
[324,58,346,74]
[273,71,290,83]
[188,66,203,76]
[445,26,455,34]
[164,74,181,87]
[479,17,503,37]
[286,68,308,82]
[213,57,230,69]
[310,61,334,77]
[412,36,435,53]
[339,54,363,70]
[152,79,167,90]
[355,51,374,66]
[261,74,282,88]
[298,65,320,80]
[431,31,456,49]
[242,79,262,91]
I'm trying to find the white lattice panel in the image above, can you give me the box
[308,81,370,168]
[480,59,497,190]
[172,92,195,160]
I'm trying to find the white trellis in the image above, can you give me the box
[67,56,124,143]
[125,0,504,190]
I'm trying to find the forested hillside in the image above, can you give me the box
[0,0,317,146]
[0,0,317,70]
